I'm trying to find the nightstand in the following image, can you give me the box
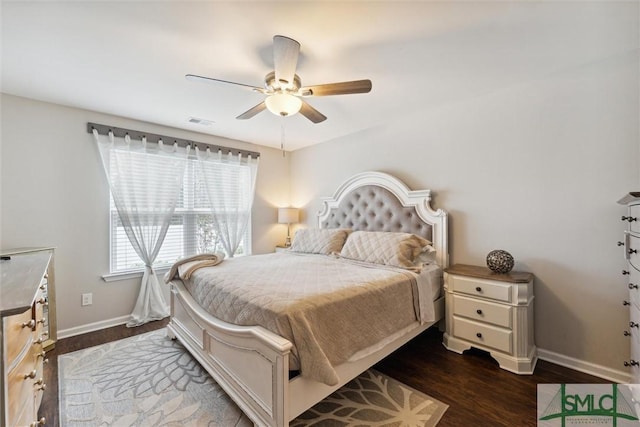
[275,245,290,253]
[443,264,537,374]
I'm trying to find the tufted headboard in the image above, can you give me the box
[318,171,449,267]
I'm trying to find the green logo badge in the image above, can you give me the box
[538,384,640,426]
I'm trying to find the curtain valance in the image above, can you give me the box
[88,122,260,159]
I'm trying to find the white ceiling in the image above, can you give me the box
[1,1,637,151]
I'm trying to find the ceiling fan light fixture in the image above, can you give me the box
[265,93,302,117]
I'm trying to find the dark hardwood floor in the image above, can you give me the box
[41,320,608,426]
[375,329,608,427]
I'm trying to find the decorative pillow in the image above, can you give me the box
[340,231,431,270]
[415,245,438,266]
[290,228,351,255]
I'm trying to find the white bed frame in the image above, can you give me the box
[167,171,449,427]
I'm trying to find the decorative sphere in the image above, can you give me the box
[486,250,514,273]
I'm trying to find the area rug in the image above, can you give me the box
[59,330,448,427]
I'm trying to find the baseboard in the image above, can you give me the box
[538,348,631,384]
[57,314,132,339]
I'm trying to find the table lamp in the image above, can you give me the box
[278,207,299,247]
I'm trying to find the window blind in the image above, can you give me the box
[110,155,251,273]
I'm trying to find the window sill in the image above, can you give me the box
[102,266,170,283]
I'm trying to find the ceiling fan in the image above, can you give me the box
[186,35,372,124]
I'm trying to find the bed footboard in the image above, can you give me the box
[168,280,293,427]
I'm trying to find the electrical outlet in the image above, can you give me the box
[81,293,92,306]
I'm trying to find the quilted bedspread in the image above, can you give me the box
[183,252,422,386]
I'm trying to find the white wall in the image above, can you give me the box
[290,7,639,376]
[0,94,290,332]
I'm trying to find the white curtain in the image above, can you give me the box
[196,147,259,257]
[94,130,189,327]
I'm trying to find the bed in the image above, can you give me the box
[166,171,449,427]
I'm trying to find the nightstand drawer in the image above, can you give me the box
[449,275,512,303]
[452,294,512,328]
[452,316,512,353]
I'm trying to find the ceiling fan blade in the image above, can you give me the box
[299,100,327,124]
[186,74,265,92]
[301,79,372,97]
[236,102,267,120]
[273,35,300,89]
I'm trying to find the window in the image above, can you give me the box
[110,156,251,274]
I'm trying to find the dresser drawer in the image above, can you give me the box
[452,316,512,353]
[3,308,35,367]
[34,294,48,345]
[629,268,640,309]
[632,310,640,383]
[452,294,512,328]
[34,287,46,321]
[449,275,512,303]
[629,204,640,234]
[629,235,640,272]
[630,305,640,353]
[7,349,37,425]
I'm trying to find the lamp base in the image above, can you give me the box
[284,236,292,247]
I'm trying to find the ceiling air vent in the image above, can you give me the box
[187,117,214,126]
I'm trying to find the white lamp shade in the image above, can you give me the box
[265,94,302,117]
[278,207,299,224]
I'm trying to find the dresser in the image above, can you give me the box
[443,264,537,374]
[1,248,56,427]
[618,193,640,382]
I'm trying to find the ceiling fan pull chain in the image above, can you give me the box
[281,118,285,157]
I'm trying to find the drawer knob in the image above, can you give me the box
[37,350,46,359]
[30,417,46,427]
[36,384,46,392]
[624,270,631,275]
[34,336,45,345]
[476,309,483,315]
[622,216,638,222]
[475,286,482,292]
[630,284,638,290]
[22,319,36,329]
[23,370,37,380]
[630,322,639,328]
[624,300,631,306]
[476,332,483,338]
[34,378,44,386]
[36,297,48,306]
[39,284,46,290]
[630,249,638,255]
[625,331,632,336]
[625,360,639,367]
[37,318,46,325]
[619,241,625,246]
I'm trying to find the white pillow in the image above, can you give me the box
[290,228,351,255]
[340,231,431,270]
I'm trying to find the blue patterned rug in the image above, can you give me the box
[59,330,447,426]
